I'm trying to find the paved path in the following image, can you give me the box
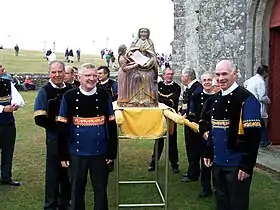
[257,146,280,172]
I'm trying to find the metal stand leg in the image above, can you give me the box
[115,118,170,209]
[155,139,159,182]
[116,127,120,210]
[164,120,170,210]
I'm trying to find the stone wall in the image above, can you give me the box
[172,0,267,84]
[172,0,202,83]
[172,0,187,75]
[12,73,49,89]
[183,0,201,72]
[12,73,119,89]
[199,0,247,84]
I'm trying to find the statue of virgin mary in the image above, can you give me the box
[117,28,158,107]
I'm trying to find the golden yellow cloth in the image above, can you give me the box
[113,102,191,138]
[183,119,199,133]
[162,109,185,135]
[114,110,124,125]
[118,108,166,139]
[163,109,185,125]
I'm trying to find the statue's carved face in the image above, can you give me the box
[120,46,127,54]
[139,28,149,40]
[118,44,127,55]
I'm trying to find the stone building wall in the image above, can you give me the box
[172,0,201,76]
[172,0,186,74]
[172,0,273,84]
[12,73,119,90]
[198,0,247,83]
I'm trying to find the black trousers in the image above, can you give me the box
[213,165,252,210]
[70,154,109,210]
[45,138,71,210]
[200,157,213,192]
[150,125,179,169]
[0,123,16,182]
[184,126,202,180]
[200,140,214,192]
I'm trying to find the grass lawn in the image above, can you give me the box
[0,91,279,210]
[0,50,279,209]
[0,49,107,73]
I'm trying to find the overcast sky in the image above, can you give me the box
[0,0,174,54]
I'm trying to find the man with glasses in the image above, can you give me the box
[57,63,117,210]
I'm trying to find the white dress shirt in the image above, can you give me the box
[99,78,109,85]
[244,74,269,118]
[221,82,239,96]
[79,87,97,96]
[49,79,66,89]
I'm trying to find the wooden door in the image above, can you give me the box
[268,27,280,144]
[268,0,280,144]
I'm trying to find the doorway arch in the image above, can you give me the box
[246,0,280,144]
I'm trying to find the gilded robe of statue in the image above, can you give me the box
[117,28,158,107]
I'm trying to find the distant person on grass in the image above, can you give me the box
[65,48,69,62]
[76,48,81,62]
[47,52,57,64]
[68,49,74,63]
[24,75,36,91]
[14,44,19,56]
[45,49,52,61]
[105,53,111,67]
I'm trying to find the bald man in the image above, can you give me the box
[202,60,261,210]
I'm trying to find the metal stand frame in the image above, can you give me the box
[116,120,170,209]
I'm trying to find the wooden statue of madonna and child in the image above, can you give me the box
[117,28,159,107]
[115,28,197,133]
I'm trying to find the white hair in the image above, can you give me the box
[65,65,74,73]
[181,67,196,80]
[78,63,96,75]
[163,67,174,75]
[201,71,214,80]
